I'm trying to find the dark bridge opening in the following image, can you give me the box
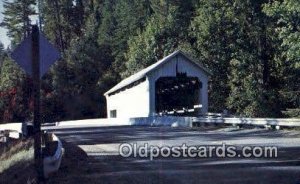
[155,74,202,116]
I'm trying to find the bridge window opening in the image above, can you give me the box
[110,110,117,118]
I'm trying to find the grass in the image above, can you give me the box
[0,138,33,159]
[0,138,37,184]
[0,147,34,173]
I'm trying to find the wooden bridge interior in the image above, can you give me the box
[155,75,202,116]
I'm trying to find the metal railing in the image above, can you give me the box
[192,117,300,128]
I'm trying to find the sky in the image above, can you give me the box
[0,1,10,48]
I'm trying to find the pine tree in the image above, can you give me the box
[49,1,115,119]
[42,0,85,51]
[190,0,236,113]
[124,14,176,77]
[191,0,281,117]
[1,0,36,46]
[263,0,300,117]
[97,0,116,45]
[111,0,152,75]
[0,42,5,82]
[124,0,197,77]
[0,42,5,62]
[52,35,114,119]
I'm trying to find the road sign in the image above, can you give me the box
[10,25,60,181]
[11,31,60,77]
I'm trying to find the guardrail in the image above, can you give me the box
[54,118,131,127]
[43,133,63,178]
[52,117,300,128]
[130,116,192,127]
[0,123,22,139]
[192,117,300,128]
[0,122,22,132]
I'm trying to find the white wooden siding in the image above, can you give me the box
[106,79,150,118]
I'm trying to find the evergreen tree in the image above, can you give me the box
[124,14,176,77]
[226,0,281,117]
[0,42,5,65]
[1,0,36,46]
[53,36,113,119]
[111,0,152,75]
[97,0,116,45]
[263,0,300,117]
[190,0,236,112]
[0,42,5,87]
[42,0,85,51]
[191,0,281,117]
[50,3,115,119]
[124,0,197,77]
[0,42,4,55]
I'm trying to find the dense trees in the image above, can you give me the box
[0,0,299,123]
[124,0,196,77]
[263,0,300,117]
[0,0,35,122]
[0,57,30,122]
[190,0,235,113]
[190,0,294,117]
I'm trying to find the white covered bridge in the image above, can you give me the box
[104,50,211,119]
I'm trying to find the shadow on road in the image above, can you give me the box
[47,126,300,184]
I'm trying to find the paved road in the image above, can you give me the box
[46,125,300,184]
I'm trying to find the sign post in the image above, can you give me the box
[32,25,43,181]
[11,24,60,182]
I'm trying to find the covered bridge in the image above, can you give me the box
[104,50,211,118]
